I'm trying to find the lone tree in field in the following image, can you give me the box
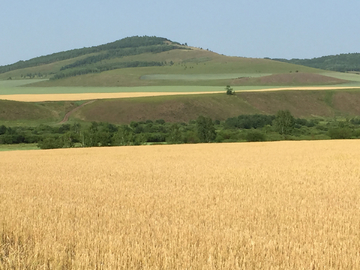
[273,110,295,135]
[225,85,235,95]
[196,116,216,142]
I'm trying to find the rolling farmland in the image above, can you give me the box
[1,141,360,269]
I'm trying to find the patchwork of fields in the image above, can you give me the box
[1,141,360,269]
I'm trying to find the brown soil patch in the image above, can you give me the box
[73,95,261,124]
[238,91,335,118]
[332,92,360,115]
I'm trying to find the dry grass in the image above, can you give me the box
[0,92,222,102]
[1,141,360,269]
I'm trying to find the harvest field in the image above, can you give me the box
[3,86,360,102]
[1,141,360,269]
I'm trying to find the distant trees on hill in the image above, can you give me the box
[52,61,165,80]
[0,36,181,75]
[273,53,360,72]
[49,42,184,79]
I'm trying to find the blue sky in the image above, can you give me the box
[1,0,359,66]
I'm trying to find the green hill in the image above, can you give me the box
[0,36,349,87]
[70,90,360,123]
[273,53,360,73]
[0,36,176,76]
[0,99,81,125]
[3,90,360,126]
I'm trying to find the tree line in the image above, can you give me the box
[52,61,165,80]
[0,36,177,74]
[2,111,360,149]
[272,53,360,72]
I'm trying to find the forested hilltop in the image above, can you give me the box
[0,36,184,79]
[272,53,360,72]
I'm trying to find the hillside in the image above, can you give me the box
[0,100,82,124]
[2,90,360,125]
[0,36,347,87]
[71,90,360,123]
[0,36,178,77]
[273,53,360,72]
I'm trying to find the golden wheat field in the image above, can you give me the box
[1,141,360,269]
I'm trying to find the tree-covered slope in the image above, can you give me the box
[1,35,352,87]
[273,53,360,72]
[0,36,184,79]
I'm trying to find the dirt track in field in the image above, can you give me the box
[1,86,360,102]
[59,100,95,123]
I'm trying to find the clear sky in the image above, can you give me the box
[1,0,359,66]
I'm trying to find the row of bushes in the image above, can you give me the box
[2,112,360,148]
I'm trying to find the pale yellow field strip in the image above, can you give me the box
[1,86,360,102]
[0,91,223,102]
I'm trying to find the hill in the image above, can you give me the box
[0,36,347,87]
[71,90,360,123]
[2,90,360,125]
[273,53,360,73]
[0,100,82,125]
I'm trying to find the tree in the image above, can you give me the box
[273,110,295,135]
[167,123,182,143]
[225,85,234,95]
[37,137,62,149]
[0,125,7,135]
[245,130,266,142]
[196,116,216,142]
[112,125,134,146]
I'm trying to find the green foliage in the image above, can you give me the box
[225,114,275,129]
[0,36,176,74]
[274,53,360,72]
[4,111,360,151]
[225,85,234,95]
[0,125,7,135]
[59,46,176,71]
[52,61,166,80]
[112,125,135,146]
[37,136,62,149]
[215,129,242,142]
[167,123,183,143]
[245,130,266,142]
[273,110,295,135]
[328,127,352,139]
[327,121,353,139]
[196,116,216,142]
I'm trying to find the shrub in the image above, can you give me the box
[245,130,266,142]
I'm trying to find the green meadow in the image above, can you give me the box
[0,143,38,151]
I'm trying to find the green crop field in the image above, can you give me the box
[140,73,272,81]
[321,72,360,83]
[0,80,293,96]
[0,143,38,151]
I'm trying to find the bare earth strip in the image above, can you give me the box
[1,86,360,102]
